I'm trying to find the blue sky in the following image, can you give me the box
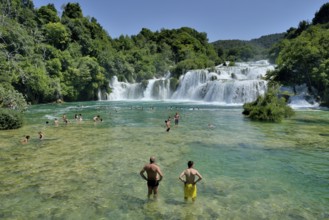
[33,0,328,42]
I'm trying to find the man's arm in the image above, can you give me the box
[157,167,164,182]
[194,171,203,184]
[179,170,186,183]
[140,167,147,181]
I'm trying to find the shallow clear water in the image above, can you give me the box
[0,101,328,219]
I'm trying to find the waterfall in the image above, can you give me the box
[142,77,171,100]
[104,60,276,104]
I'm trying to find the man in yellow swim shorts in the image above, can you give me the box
[179,161,203,201]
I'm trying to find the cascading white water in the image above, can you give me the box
[107,76,144,100]
[105,60,276,104]
[171,60,272,103]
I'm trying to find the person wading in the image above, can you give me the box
[140,156,164,199]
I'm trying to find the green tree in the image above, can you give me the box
[62,3,83,19]
[36,4,60,25]
[242,86,294,122]
[0,86,27,112]
[312,3,329,25]
[43,22,70,50]
[267,26,329,100]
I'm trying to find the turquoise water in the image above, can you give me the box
[0,101,328,219]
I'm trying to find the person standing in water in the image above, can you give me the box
[179,160,203,202]
[174,112,180,126]
[165,117,171,132]
[140,156,164,199]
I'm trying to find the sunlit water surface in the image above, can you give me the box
[0,101,328,220]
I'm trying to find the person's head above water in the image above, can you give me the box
[150,156,156,163]
[188,161,194,168]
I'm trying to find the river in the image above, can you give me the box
[0,101,328,219]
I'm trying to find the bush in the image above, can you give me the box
[0,108,24,130]
[0,86,28,112]
[242,87,294,122]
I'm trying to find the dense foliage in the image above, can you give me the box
[1,0,328,128]
[212,33,284,62]
[267,3,329,106]
[0,84,27,130]
[242,86,294,122]
[0,0,220,104]
[0,86,27,111]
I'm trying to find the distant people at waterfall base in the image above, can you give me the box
[165,117,171,132]
[54,118,59,127]
[179,160,203,202]
[21,135,30,144]
[140,156,164,199]
[93,115,101,122]
[208,123,215,129]
[174,112,180,126]
[62,114,69,124]
[74,113,83,122]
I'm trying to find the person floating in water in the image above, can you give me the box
[21,135,30,144]
[38,131,44,140]
[179,160,203,202]
[140,156,164,199]
[174,112,180,126]
[165,117,171,132]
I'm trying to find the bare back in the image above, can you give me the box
[180,168,202,184]
[142,163,162,181]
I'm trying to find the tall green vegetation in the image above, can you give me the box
[267,3,329,106]
[0,1,220,105]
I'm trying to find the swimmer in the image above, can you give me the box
[93,115,100,122]
[179,161,203,202]
[38,131,44,140]
[165,117,171,132]
[54,118,59,126]
[21,135,30,144]
[62,114,67,122]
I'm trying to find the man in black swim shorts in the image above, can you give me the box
[140,156,163,198]
[147,179,159,187]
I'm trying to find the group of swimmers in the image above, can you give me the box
[20,131,44,144]
[140,156,203,201]
[20,113,103,144]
